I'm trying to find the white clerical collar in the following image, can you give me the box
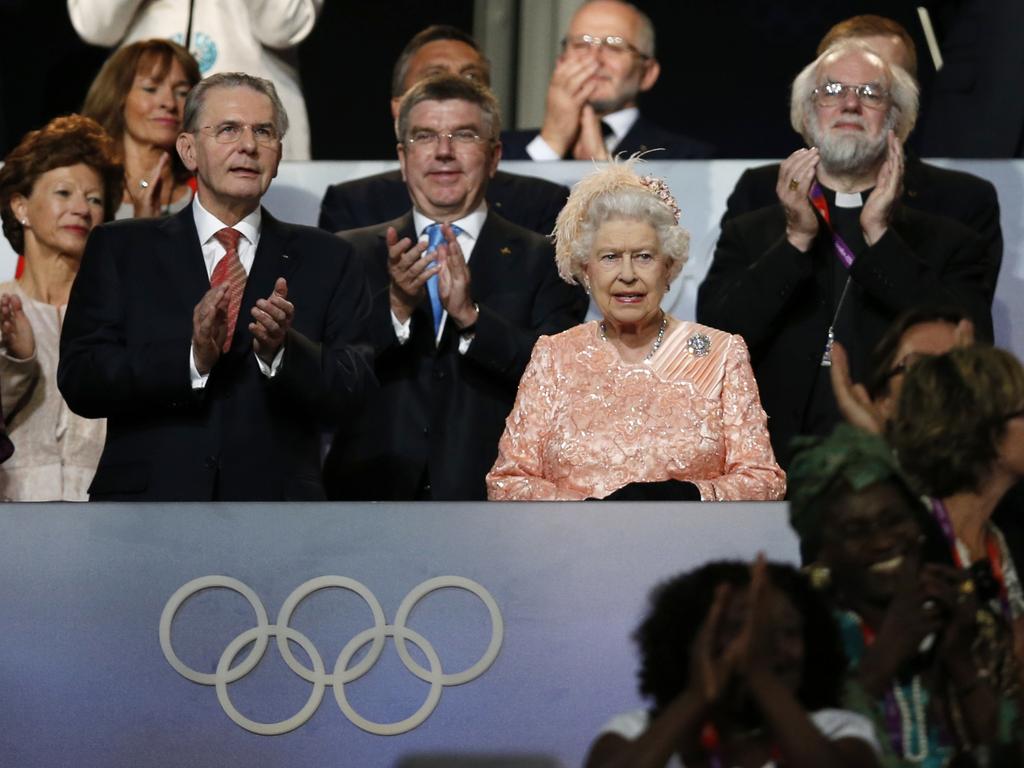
[834,191,864,209]
[600,107,639,144]
[192,195,261,246]
[412,200,487,241]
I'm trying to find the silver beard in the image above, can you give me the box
[808,110,894,175]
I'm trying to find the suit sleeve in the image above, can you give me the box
[318,184,351,233]
[486,337,586,500]
[696,218,815,350]
[58,226,196,418]
[960,179,1002,304]
[850,225,993,341]
[267,237,375,424]
[688,335,786,501]
[464,248,588,385]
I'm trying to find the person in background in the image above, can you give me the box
[323,75,586,501]
[82,38,200,219]
[317,24,570,238]
[67,0,321,160]
[888,347,1024,687]
[697,41,991,468]
[788,424,1021,766]
[501,0,711,161]
[720,14,1002,305]
[0,115,122,500]
[585,558,880,768]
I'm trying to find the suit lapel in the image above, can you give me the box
[161,206,214,307]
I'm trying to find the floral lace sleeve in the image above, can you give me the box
[689,335,786,501]
[486,337,587,501]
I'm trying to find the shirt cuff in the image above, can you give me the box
[189,344,209,390]
[458,333,474,355]
[391,310,412,345]
[255,344,285,378]
[526,134,562,161]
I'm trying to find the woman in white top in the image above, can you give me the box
[0,115,123,500]
[585,559,880,768]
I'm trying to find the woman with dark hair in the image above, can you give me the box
[0,114,122,500]
[585,558,879,768]
[789,424,1020,766]
[888,346,1024,684]
[82,38,200,219]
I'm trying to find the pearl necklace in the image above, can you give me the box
[892,675,929,763]
[600,313,668,361]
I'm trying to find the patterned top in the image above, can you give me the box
[486,320,785,501]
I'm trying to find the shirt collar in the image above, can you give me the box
[600,107,639,143]
[192,195,262,246]
[412,199,488,241]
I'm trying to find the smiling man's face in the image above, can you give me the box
[397,98,500,222]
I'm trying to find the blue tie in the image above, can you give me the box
[424,222,462,335]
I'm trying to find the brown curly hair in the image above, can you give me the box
[0,114,124,255]
[888,346,1024,496]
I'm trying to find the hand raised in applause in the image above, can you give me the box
[386,226,436,324]
[572,104,610,161]
[861,131,903,245]
[777,148,820,252]
[191,284,229,375]
[250,277,293,365]
[127,151,171,219]
[0,293,35,360]
[436,224,478,330]
[539,55,601,157]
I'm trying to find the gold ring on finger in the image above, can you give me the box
[788,178,799,191]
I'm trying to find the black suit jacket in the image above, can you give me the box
[719,155,1003,302]
[697,204,991,467]
[500,113,714,160]
[58,206,374,501]
[318,169,569,237]
[323,210,588,500]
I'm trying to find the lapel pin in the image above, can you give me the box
[281,253,290,259]
[500,247,512,256]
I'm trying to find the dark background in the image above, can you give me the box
[0,0,1000,159]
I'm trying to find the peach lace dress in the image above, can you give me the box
[487,320,785,501]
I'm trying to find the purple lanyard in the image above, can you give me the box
[809,182,857,269]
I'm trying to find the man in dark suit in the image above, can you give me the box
[500,0,711,161]
[719,15,1002,303]
[697,43,991,468]
[318,25,569,237]
[323,75,587,500]
[58,73,373,501]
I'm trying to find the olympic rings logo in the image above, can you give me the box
[159,575,503,735]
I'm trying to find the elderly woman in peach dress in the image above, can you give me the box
[487,162,785,501]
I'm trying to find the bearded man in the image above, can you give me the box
[697,41,993,468]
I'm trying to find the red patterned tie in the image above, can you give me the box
[210,227,247,352]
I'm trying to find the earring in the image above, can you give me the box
[804,562,831,590]
[582,278,591,295]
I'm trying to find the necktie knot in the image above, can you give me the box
[424,222,462,254]
[213,227,241,253]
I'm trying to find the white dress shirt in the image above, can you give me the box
[189,196,283,387]
[391,202,488,353]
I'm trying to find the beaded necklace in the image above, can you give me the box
[599,312,667,361]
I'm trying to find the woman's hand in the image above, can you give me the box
[0,293,35,360]
[829,341,886,434]
[127,151,171,218]
[690,583,735,708]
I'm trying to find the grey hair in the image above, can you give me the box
[561,187,689,286]
[182,72,289,138]
[789,40,919,144]
[396,74,501,142]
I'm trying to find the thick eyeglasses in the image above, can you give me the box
[812,81,889,109]
[200,122,280,147]
[405,129,489,149]
[561,34,649,59]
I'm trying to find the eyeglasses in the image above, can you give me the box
[812,81,889,109]
[199,122,280,147]
[404,129,490,150]
[884,351,933,383]
[561,34,649,59]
